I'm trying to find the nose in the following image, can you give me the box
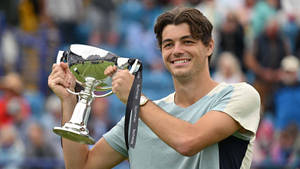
[172,42,184,57]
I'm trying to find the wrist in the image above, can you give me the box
[61,96,77,124]
[60,94,77,105]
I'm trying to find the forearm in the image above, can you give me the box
[139,100,241,156]
[62,139,89,169]
[60,98,90,169]
[139,101,197,155]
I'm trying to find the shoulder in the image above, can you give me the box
[218,82,261,109]
[214,82,259,97]
[231,82,261,103]
[209,82,260,110]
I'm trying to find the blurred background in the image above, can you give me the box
[0,0,300,168]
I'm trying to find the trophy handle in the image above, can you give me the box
[56,51,65,64]
[117,58,140,74]
[93,91,113,98]
[129,59,140,74]
[56,51,81,95]
[66,88,80,95]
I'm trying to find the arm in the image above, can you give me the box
[105,67,244,157]
[62,136,127,169]
[139,84,260,156]
[139,101,241,156]
[48,63,126,169]
[61,100,126,169]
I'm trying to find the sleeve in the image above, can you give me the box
[211,83,261,138]
[103,116,128,157]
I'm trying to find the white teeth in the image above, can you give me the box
[173,60,188,64]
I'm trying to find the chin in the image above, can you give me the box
[172,71,191,79]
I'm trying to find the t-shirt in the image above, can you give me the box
[103,82,261,169]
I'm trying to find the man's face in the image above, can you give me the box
[161,23,213,79]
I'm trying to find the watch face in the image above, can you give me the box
[140,96,148,106]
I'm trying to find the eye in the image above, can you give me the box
[163,43,173,49]
[184,40,195,45]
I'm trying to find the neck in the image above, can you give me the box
[173,70,218,108]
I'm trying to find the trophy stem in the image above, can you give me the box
[53,77,99,145]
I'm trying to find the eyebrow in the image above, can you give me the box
[162,35,194,44]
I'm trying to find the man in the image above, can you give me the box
[48,7,261,169]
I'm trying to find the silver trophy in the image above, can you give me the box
[53,44,141,145]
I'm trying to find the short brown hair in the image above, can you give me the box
[154,7,213,49]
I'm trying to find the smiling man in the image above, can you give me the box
[48,7,261,169]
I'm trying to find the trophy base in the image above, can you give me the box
[53,125,95,145]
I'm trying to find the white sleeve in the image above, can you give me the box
[211,83,261,137]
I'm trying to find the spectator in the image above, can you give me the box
[0,72,31,128]
[274,56,300,131]
[281,14,299,54]
[252,117,275,167]
[0,124,25,169]
[18,0,44,33]
[0,29,19,73]
[85,0,116,34]
[218,11,246,72]
[24,122,59,169]
[196,0,223,67]
[212,52,245,83]
[44,0,85,45]
[236,0,256,28]
[270,123,299,167]
[251,0,278,37]
[41,94,64,159]
[295,29,300,58]
[245,18,290,113]
[235,0,257,56]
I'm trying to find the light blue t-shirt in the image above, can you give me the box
[103,82,261,169]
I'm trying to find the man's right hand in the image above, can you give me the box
[48,62,76,102]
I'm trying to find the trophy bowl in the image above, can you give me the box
[53,44,140,144]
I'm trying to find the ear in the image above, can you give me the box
[206,39,214,57]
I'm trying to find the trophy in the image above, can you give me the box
[53,44,141,145]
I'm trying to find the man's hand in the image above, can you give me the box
[104,65,134,104]
[48,62,76,101]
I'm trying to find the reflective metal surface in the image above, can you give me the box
[67,44,120,91]
[53,44,139,145]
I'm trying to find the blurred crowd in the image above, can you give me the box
[0,0,300,168]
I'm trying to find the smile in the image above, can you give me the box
[171,59,191,64]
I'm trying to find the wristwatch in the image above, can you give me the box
[140,95,149,106]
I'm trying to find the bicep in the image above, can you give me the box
[84,138,127,169]
[193,110,241,149]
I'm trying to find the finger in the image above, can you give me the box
[51,64,66,75]
[66,74,76,88]
[49,71,68,85]
[50,76,70,88]
[111,80,120,95]
[105,65,118,76]
[104,65,113,76]
[52,63,74,78]
[51,69,66,78]
[111,66,118,77]
[49,72,67,86]
[112,69,132,81]
[111,78,118,89]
